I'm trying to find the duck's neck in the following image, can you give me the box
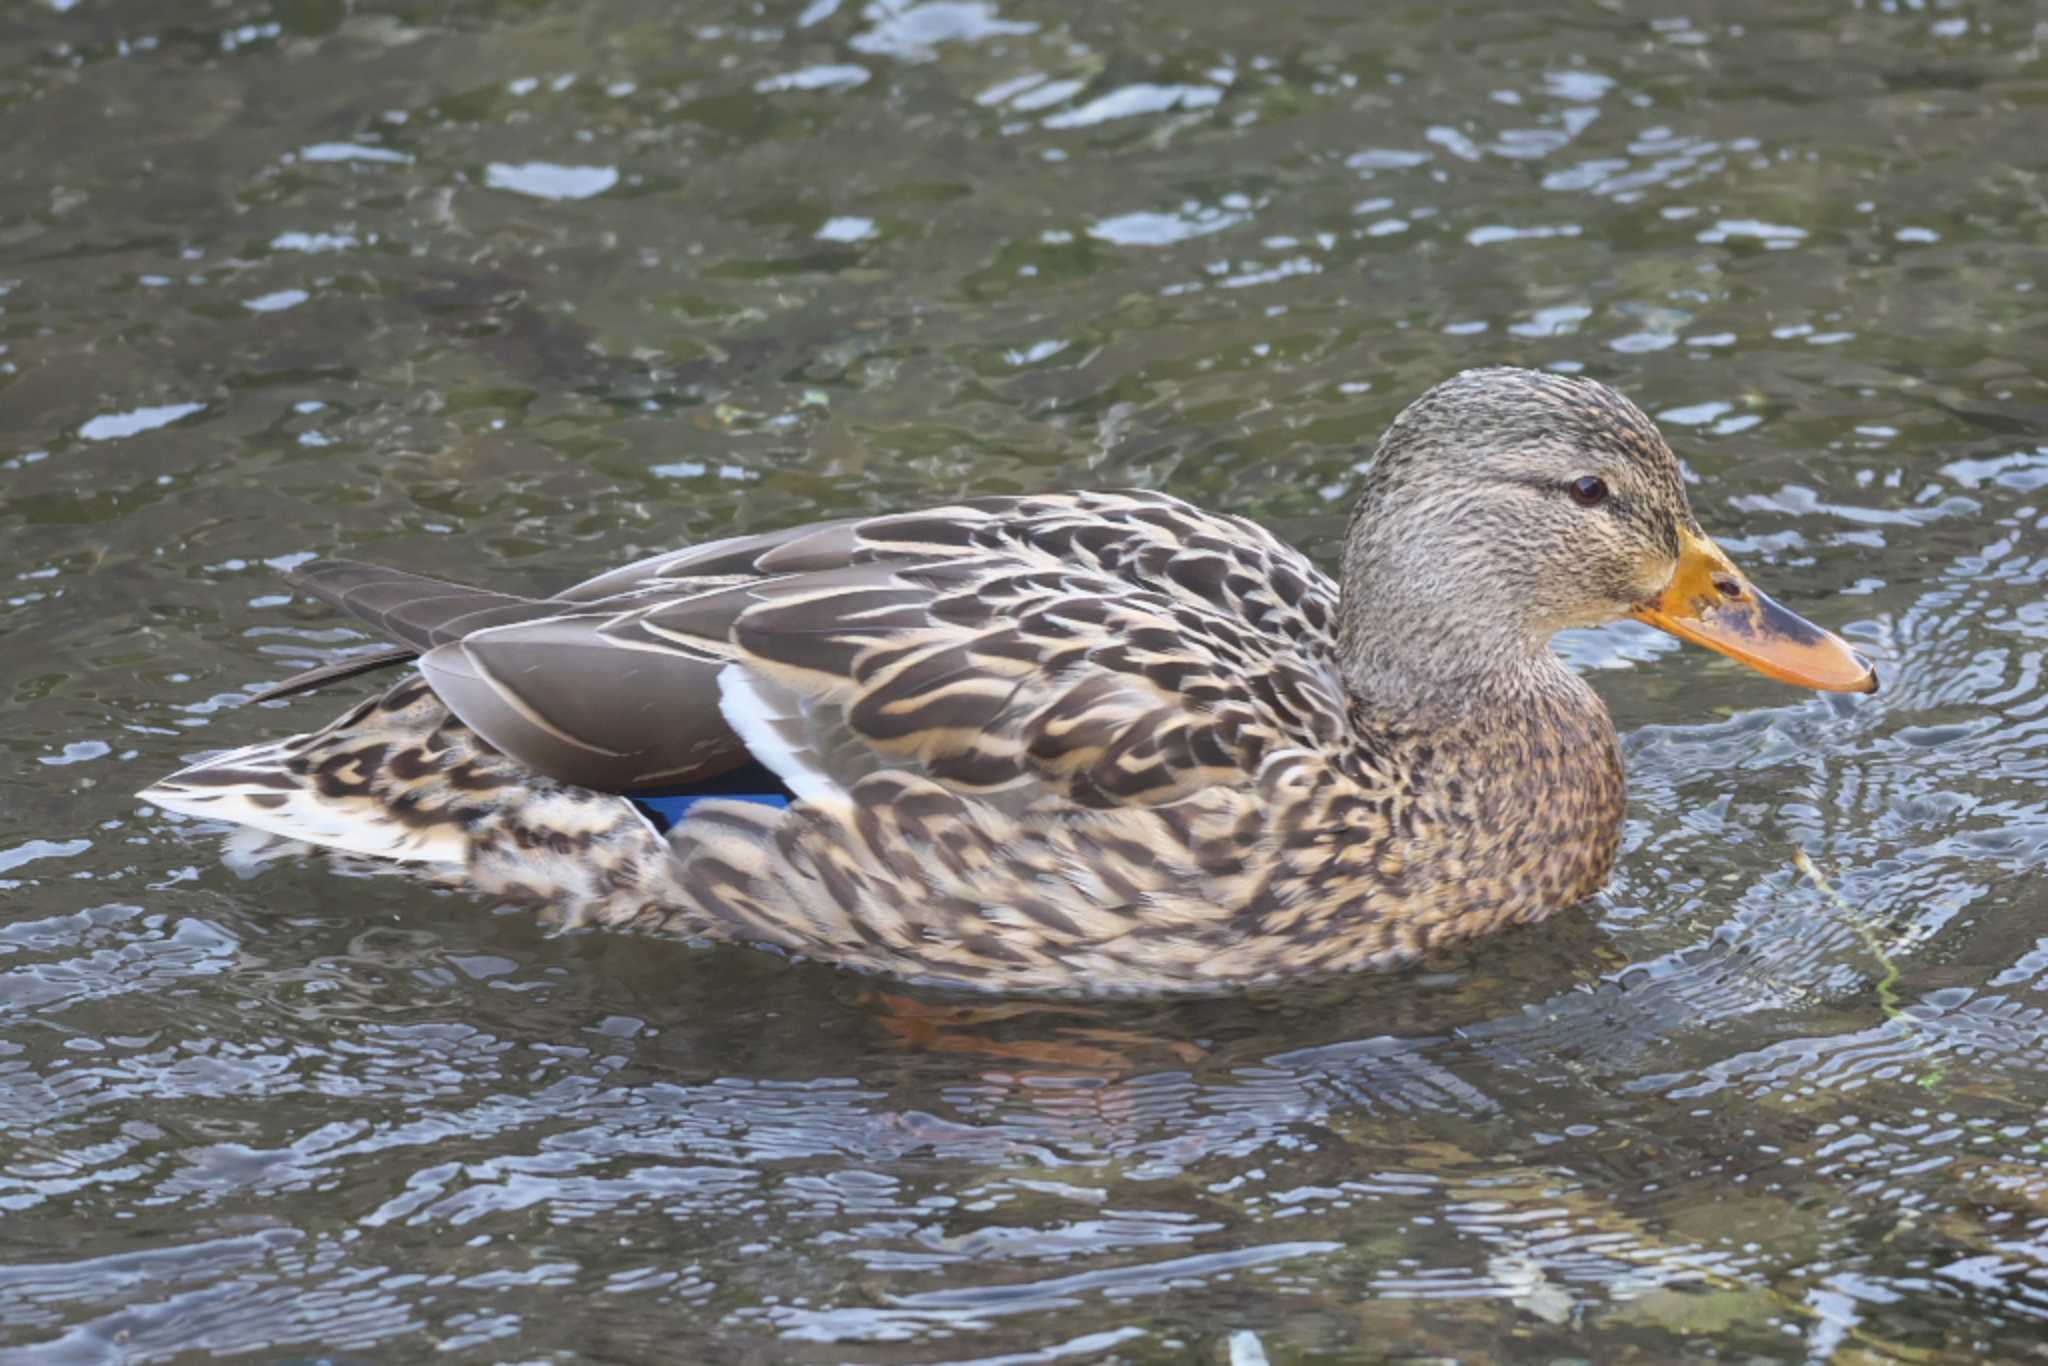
[1331,481,1594,716]
[1335,586,1627,937]
[1335,581,1577,718]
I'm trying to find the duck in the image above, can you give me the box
[140,367,1877,995]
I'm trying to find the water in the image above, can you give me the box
[3,0,2045,1359]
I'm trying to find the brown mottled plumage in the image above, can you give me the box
[141,368,1873,995]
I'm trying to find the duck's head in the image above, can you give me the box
[1338,366,1877,701]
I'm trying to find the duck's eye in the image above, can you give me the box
[1569,476,1609,507]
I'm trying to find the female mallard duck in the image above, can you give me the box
[142,368,1875,995]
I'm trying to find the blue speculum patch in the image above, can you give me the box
[628,759,794,833]
[633,791,790,832]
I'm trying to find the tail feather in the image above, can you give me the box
[140,674,686,919]
[247,645,420,704]
[289,558,557,656]
[239,559,601,706]
[139,723,467,866]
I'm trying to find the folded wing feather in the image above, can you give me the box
[252,492,1347,811]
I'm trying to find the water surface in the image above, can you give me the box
[3,0,2046,1359]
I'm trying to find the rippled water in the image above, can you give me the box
[3,0,2046,1359]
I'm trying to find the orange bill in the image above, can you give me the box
[1630,527,1878,694]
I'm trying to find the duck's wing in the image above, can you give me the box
[549,517,869,600]
[247,520,874,702]
[244,557,896,793]
[408,562,941,794]
[415,492,1348,806]
[247,561,555,701]
[254,492,1347,804]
